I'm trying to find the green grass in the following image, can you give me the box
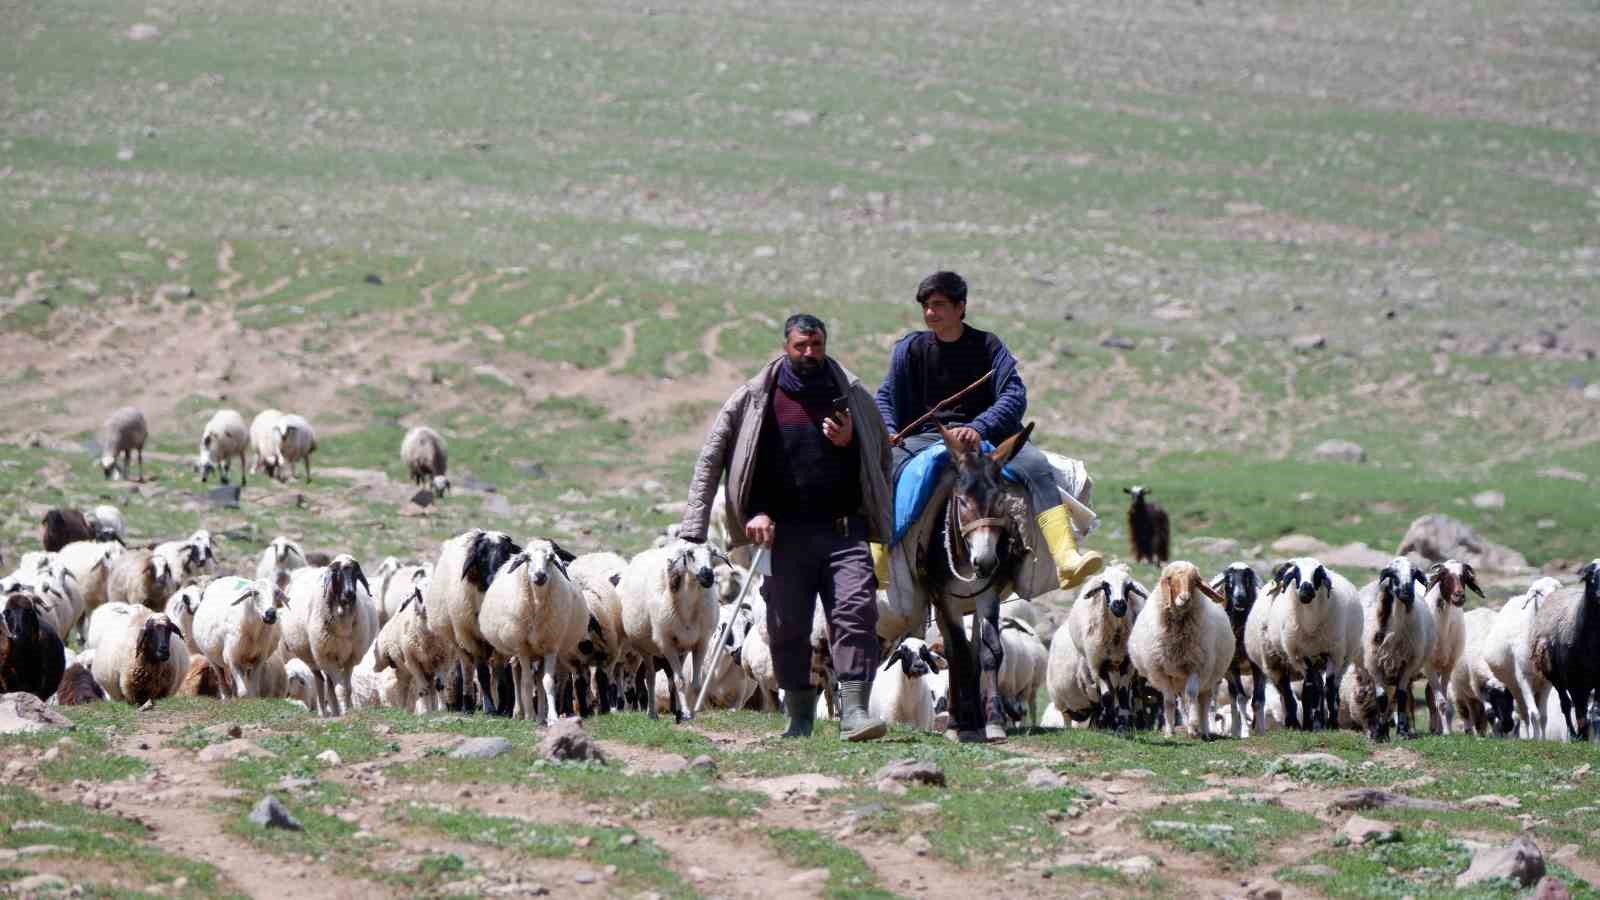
[765,828,899,900]
[1140,799,1322,870]
[1282,829,1600,900]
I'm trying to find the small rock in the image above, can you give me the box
[39,746,60,763]
[0,693,74,734]
[1456,835,1545,888]
[904,834,932,856]
[126,23,160,40]
[1471,490,1506,510]
[1271,534,1331,555]
[573,870,597,885]
[1310,439,1366,464]
[409,489,435,508]
[227,724,243,739]
[363,273,383,286]
[686,866,711,883]
[1292,864,1336,878]
[875,758,945,787]
[876,777,908,796]
[1244,879,1284,900]
[1533,876,1571,900]
[1025,768,1068,790]
[197,739,274,763]
[247,795,303,831]
[10,820,65,833]
[14,874,68,893]
[688,754,716,773]
[1114,855,1157,876]
[1276,752,1349,773]
[1340,815,1399,845]
[1328,788,1449,812]
[139,699,155,711]
[1291,334,1327,352]
[573,836,592,848]
[1100,336,1137,350]
[787,869,829,885]
[618,834,637,846]
[1464,794,1521,810]
[202,485,242,508]
[450,737,513,760]
[315,750,342,766]
[538,720,605,763]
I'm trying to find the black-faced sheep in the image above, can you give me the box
[1530,560,1600,741]
[90,607,188,705]
[1210,563,1265,737]
[1357,557,1436,741]
[1,592,66,701]
[1123,486,1169,565]
[422,529,524,715]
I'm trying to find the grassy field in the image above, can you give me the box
[2,0,1599,895]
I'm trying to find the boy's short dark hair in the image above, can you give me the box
[916,271,967,307]
[783,313,827,340]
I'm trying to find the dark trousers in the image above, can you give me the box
[762,516,879,689]
[892,431,1059,512]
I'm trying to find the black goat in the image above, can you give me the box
[1124,486,1170,565]
[40,508,94,553]
[1,592,66,701]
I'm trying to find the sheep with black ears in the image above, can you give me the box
[256,536,307,591]
[196,409,250,486]
[1244,556,1362,733]
[2,552,80,641]
[401,426,450,496]
[153,530,218,588]
[87,505,125,544]
[89,605,187,705]
[163,584,205,656]
[98,406,148,481]
[618,539,723,722]
[422,529,523,715]
[1,591,66,701]
[1128,561,1234,739]
[373,572,450,712]
[567,551,632,714]
[193,576,290,698]
[280,555,378,717]
[868,637,945,731]
[697,600,760,711]
[1065,563,1149,728]
[479,540,588,724]
[1420,559,1483,735]
[1356,557,1436,741]
[1530,560,1600,741]
[1210,563,1266,738]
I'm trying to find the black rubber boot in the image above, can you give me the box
[838,680,888,742]
[782,688,817,739]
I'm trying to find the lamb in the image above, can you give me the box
[1530,560,1600,741]
[618,539,722,722]
[373,574,452,713]
[1065,563,1149,728]
[193,576,289,698]
[1046,619,1103,725]
[1123,485,1169,565]
[256,536,307,591]
[1356,557,1436,741]
[422,529,523,715]
[250,409,284,479]
[351,645,408,710]
[272,413,318,482]
[86,505,125,543]
[105,549,177,610]
[90,606,187,705]
[1244,556,1362,733]
[1420,559,1483,735]
[176,656,225,698]
[0,592,66,701]
[996,617,1048,728]
[98,406,148,481]
[1128,561,1233,739]
[479,540,588,725]
[738,601,780,713]
[373,557,431,628]
[400,426,450,496]
[1210,563,1266,737]
[280,555,378,716]
[1448,607,1515,737]
[196,409,250,486]
[55,662,106,705]
[57,539,125,641]
[868,637,945,731]
[41,508,95,552]
[1483,576,1562,738]
[284,657,317,710]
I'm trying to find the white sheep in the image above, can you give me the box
[422,529,523,715]
[153,530,218,588]
[163,584,205,656]
[373,574,449,713]
[250,409,283,479]
[1419,559,1482,735]
[2,552,79,641]
[738,601,780,713]
[618,539,722,721]
[374,558,430,628]
[196,409,250,486]
[1448,607,1514,736]
[1128,561,1233,740]
[868,637,945,731]
[1356,557,1437,741]
[57,540,125,642]
[1046,619,1102,725]
[280,555,378,717]
[400,426,450,496]
[1244,556,1362,733]
[272,414,318,482]
[193,576,289,697]
[98,406,147,481]
[283,656,317,710]
[568,551,633,712]
[257,652,289,698]
[479,540,589,725]
[256,536,307,591]
[1484,576,1563,738]
[89,606,188,704]
[698,600,759,711]
[1065,563,1149,728]
[86,506,125,543]
[104,549,177,611]
[351,644,408,710]
[997,617,1048,728]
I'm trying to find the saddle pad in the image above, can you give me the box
[891,442,1019,546]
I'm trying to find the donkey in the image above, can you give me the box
[920,422,1035,742]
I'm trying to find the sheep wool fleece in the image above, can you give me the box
[763,516,880,689]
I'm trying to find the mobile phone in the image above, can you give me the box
[831,396,851,418]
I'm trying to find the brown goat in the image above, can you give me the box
[55,663,107,705]
[41,508,95,553]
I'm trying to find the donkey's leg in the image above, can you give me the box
[973,592,1007,742]
[935,602,982,741]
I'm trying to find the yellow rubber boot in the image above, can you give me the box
[1036,505,1104,589]
[869,542,890,587]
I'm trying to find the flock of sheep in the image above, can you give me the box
[3,405,1597,748]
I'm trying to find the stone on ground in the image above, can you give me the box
[876,758,946,787]
[538,720,605,763]
[450,737,512,760]
[0,694,72,735]
[1456,835,1545,888]
[248,795,303,831]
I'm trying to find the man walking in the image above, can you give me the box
[875,270,1104,590]
[681,314,892,741]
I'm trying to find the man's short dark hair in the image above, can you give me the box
[916,271,967,307]
[783,313,827,341]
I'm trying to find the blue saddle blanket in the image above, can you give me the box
[891,442,1020,546]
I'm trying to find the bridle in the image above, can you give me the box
[942,493,1010,597]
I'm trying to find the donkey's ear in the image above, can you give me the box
[988,422,1034,465]
[937,422,964,455]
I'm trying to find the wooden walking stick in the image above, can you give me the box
[888,368,996,446]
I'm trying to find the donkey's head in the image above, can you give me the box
[941,422,1033,579]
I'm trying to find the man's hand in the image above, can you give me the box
[948,426,981,451]
[822,410,853,447]
[745,514,776,546]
